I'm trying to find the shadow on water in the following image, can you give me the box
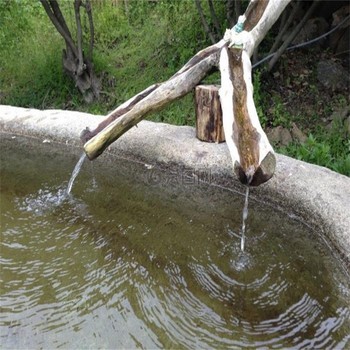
[0,134,349,349]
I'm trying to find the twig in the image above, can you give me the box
[40,0,79,58]
[268,1,300,54]
[208,0,221,39]
[85,0,94,62]
[268,0,320,71]
[195,0,216,44]
[74,0,84,76]
[253,15,350,69]
[234,0,241,24]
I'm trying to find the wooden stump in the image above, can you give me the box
[195,85,225,143]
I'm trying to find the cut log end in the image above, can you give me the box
[195,85,225,143]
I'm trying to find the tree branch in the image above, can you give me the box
[268,1,300,55]
[40,0,79,58]
[83,43,223,159]
[208,0,221,39]
[85,0,94,62]
[48,0,73,40]
[268,0,320,71]
[74,0,84,76]
[195,0,217,44]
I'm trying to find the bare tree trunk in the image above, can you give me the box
[83,0,291,186]
[40,0,100,102]
[195,0,217,44]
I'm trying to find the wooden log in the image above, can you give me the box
[219,46,275,186]
[83,41,226,160]
[195,85,225,143]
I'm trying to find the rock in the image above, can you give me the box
[267,126,293,147]
[291,123,307,144]
[330,105,350,123]
[317,60,350,91]
[292,17,329,47]
[327,105,350,130]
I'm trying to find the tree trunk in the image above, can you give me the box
[40,0,100,103]
[195,85,225,143]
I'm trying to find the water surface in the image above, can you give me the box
[1,135,349,349]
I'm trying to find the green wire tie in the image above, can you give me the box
[233,21,244,33]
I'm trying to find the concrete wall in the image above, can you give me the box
[1,105,349,268]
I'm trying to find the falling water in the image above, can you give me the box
[240,186,250,251]
[66,153,86,195]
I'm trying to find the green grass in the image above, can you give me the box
[279,135,350,176]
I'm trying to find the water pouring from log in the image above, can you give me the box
[81,0,291,186]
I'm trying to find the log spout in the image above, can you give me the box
[81,0,290,185]
[219,46,276,186]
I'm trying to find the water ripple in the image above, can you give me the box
[1,152,349,349]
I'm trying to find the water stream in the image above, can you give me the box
[240,186,249,251]
[66,153,86,195]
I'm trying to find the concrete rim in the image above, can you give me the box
[1,105,349,269]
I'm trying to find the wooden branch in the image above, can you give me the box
[74,0,84,76]
[219,46,275,186]
[83,44,222,159]
[40,0,79,58]
[243,0,291,56]
[81,84,160,144]
[268,0,320,71]
[195,0,217,44]
[85,0,94,61]
[208,0,221,38]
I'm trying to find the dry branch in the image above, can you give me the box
[83,42,225,159]
[268,0,320,71]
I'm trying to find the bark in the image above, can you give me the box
[195,0,217,44]
[195,85,225,143]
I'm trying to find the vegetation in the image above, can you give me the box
[0,0,348,176]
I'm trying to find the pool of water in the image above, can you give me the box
[1,135,349,349]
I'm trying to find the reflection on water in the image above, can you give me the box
[0,135,349,349]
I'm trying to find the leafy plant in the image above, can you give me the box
[253,69,268,128]
[279,131,350,176]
